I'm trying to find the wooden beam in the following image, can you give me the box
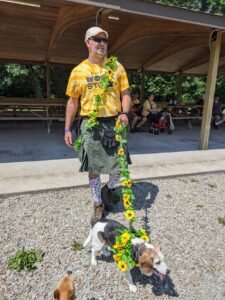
[177,72,183,105]
[140,68,145,103]
[199,31,223,150]
[46,62,51,100]
[109,19,208,54]
[46,5,96,61]
[181,52,210,72]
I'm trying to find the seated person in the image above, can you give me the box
[130,90,142,133]
[136,92,161,130]
[212,95,225,128]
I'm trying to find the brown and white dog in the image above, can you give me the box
[83,219,170,293]
[53,272,76,300]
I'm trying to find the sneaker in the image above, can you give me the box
[213,120,218,129]
[93,202,104,220]
[101,185,119,212]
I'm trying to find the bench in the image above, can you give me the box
[0,97,66,133]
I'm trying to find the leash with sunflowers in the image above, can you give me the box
[73,56,150,273]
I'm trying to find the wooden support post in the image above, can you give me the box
[140,67,145,103]
[46,62,51,100]
[177,72,183,105]
[199,31,222,150]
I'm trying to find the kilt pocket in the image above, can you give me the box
[102,128,118,149]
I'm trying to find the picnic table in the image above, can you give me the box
[0,97,66,133]
[164,104,203,129]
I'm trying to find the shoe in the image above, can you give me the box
[130,128,136,133]
[101,185,119,212]
[213,121,218,129]
[135,127,142,132]
[93,202,104,220]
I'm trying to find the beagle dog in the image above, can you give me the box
[83,219,170,293]
[53,272,76,300]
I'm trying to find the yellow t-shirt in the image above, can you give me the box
[66,59,129,117]
[142,100,158,117]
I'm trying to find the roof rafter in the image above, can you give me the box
[46,4,96,61]
[109,18,209,54]
[143,36,208,70]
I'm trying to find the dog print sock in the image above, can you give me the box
[89,176,102,203]
[107,173,120,189]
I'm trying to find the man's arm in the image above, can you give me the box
[119,88,131,126]
[64,97,78,147]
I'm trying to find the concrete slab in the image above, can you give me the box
[0,121,225,195]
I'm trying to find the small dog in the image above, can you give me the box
[83,219,170,293]
[53,272,76,300]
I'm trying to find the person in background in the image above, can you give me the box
[130,89,142,133]
[135,92,160,130]
[212,94,225,129]
[64,26,131,221]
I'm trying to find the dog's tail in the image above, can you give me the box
[83,229,92,247]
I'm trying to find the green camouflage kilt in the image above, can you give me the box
[79,117,131,174]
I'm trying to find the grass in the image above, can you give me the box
[8,247,43,272]
[71,240,84,251]
[190,178,200,183]
[196,204,204,208]
[207,182,217,188]
[218,216,225,226]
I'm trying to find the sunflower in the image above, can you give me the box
[123,199,131,209]
[123,194,130,201]
[115,134,120,141]
[122,179,132,188]
[88,118,95,123]
[140,229,147,235]
[117,260,128,272]
[142,235,150,241]
[125,210,135,220]
[113,254,121,261]
[98,88,105,96]
[113,241,125,250]
[118,148,125,156]
[106,69,113,80]
[121,231,131,244]
[116,119,121,127]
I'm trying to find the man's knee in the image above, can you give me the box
[89,173,100,180]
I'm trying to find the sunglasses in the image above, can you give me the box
[89,36,108,43]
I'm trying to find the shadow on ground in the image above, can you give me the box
[109,181,159,234]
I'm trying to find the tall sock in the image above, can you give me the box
[89,176,102,203]
[107,173,120,189]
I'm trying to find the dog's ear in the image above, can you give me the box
[139,250,153,267]
[97,231,107,243]
[53,288,60,299]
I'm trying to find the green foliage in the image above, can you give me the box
[218,216,225,226]
[71,240,84,251]
[8,247,43,272]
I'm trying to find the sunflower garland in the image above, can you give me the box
[73,56,118,151]
[113,119,150,271]
[72,56,150,272]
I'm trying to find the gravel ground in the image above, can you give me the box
[0,172,225,300]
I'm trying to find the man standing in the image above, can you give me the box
[64,27,131,221]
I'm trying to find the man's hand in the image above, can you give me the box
[64,131,73,147]
[118,113,129,126]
